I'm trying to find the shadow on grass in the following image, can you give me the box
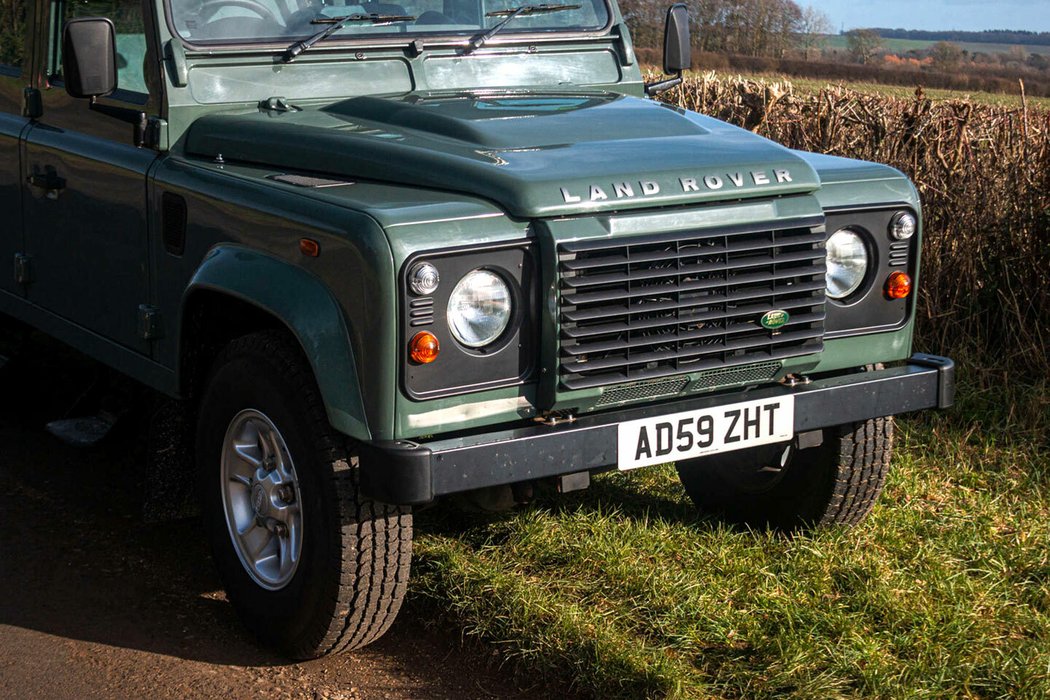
[415,466,797,548]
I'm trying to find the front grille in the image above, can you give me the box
[557,218,827,391]
[687,361,782,392]
[595,378,690,407]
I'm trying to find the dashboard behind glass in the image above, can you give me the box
[168,0,611,44]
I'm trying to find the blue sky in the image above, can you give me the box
[801,0,1050,33]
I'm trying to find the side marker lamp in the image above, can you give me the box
[409,262,440,296]
[890,212,917,241]
[409,331,440,364]
[885,271,912,300]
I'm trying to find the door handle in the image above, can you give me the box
[27,171,66,200]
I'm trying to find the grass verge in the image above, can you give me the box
[411,374,1049,699]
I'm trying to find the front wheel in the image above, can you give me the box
[197,331,412,658]
[676,417,894,530]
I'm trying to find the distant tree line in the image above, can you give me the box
[621,0,829,58]
[870,28,1050,47]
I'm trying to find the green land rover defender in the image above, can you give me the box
[0,0,953,658]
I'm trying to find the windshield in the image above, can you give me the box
[169,0,610,45]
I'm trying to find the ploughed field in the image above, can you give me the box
[411,76,1050,698]
[818,34,1050,59]
[721,73,1050,110]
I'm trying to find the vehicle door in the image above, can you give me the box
[0,0,30,300]
[22,0,159,353]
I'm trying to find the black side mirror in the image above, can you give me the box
[61,17,150,147]
[62,17,118,99]
[662,3,691,74]
[645,4,691,96]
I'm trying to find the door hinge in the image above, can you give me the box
[146,117,169,151]
[138,305,164,341]
[14,253,32,286]
[22,87,42,120]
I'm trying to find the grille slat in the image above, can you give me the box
[562,298,823,340]
[562,264,827,306]
[561,327,825,375]
[561,311,826,356]
[559,216,824,253]
[557,219,826,391]
[560,231,827,272]
[562,250,824,289]
[562,283,825,323]
[560,342,823,390]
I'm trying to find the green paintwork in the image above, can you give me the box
[0,0,935,448]
[817,329,915,373]
[185,245,371,440]
[182,92,821,218]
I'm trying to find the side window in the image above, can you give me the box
[48,0,148,96]
[0,0,27,74]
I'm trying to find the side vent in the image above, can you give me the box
[162,192,187,256]
[268,174,354,188]
[888,240,910,267]
[409,297,435,327]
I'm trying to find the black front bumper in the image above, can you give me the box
[360,354,955,505]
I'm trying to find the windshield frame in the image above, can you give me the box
[162,0,617,52]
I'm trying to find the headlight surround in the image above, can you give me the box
[447,269,513,348]
[826,228,870,300]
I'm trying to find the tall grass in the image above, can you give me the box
[662,73,1050,376]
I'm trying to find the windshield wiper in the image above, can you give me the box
[465,4,580,53]
[283,13,416,62]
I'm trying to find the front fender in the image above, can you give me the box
[182,245,369,441]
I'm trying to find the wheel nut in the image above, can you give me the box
[272,522,288,538]
[277,485,296,503]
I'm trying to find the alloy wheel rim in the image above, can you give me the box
[220,408,303,590]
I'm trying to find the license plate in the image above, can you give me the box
[616,396,795,471]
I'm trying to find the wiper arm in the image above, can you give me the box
[465,4,580,53]
[283,13,416,62]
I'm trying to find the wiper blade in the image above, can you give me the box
[283,13,416,62]
[466,4,580,52]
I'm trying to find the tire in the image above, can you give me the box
[676,417,894,530]
[196,330,412,658]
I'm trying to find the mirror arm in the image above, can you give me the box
[88,96,148,147]
[645,72,682,97]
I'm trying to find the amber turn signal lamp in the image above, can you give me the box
[409,331,440,364]
[885,271,912,300]
[299,238,320,257]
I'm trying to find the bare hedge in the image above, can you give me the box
[661,73,1050,373]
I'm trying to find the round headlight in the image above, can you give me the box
[890,211,917,240]
[826,228,869,300]
[447,270,512,348]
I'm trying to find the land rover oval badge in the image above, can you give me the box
[760,310,790,330]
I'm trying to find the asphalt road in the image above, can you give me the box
[0,337,543,700]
